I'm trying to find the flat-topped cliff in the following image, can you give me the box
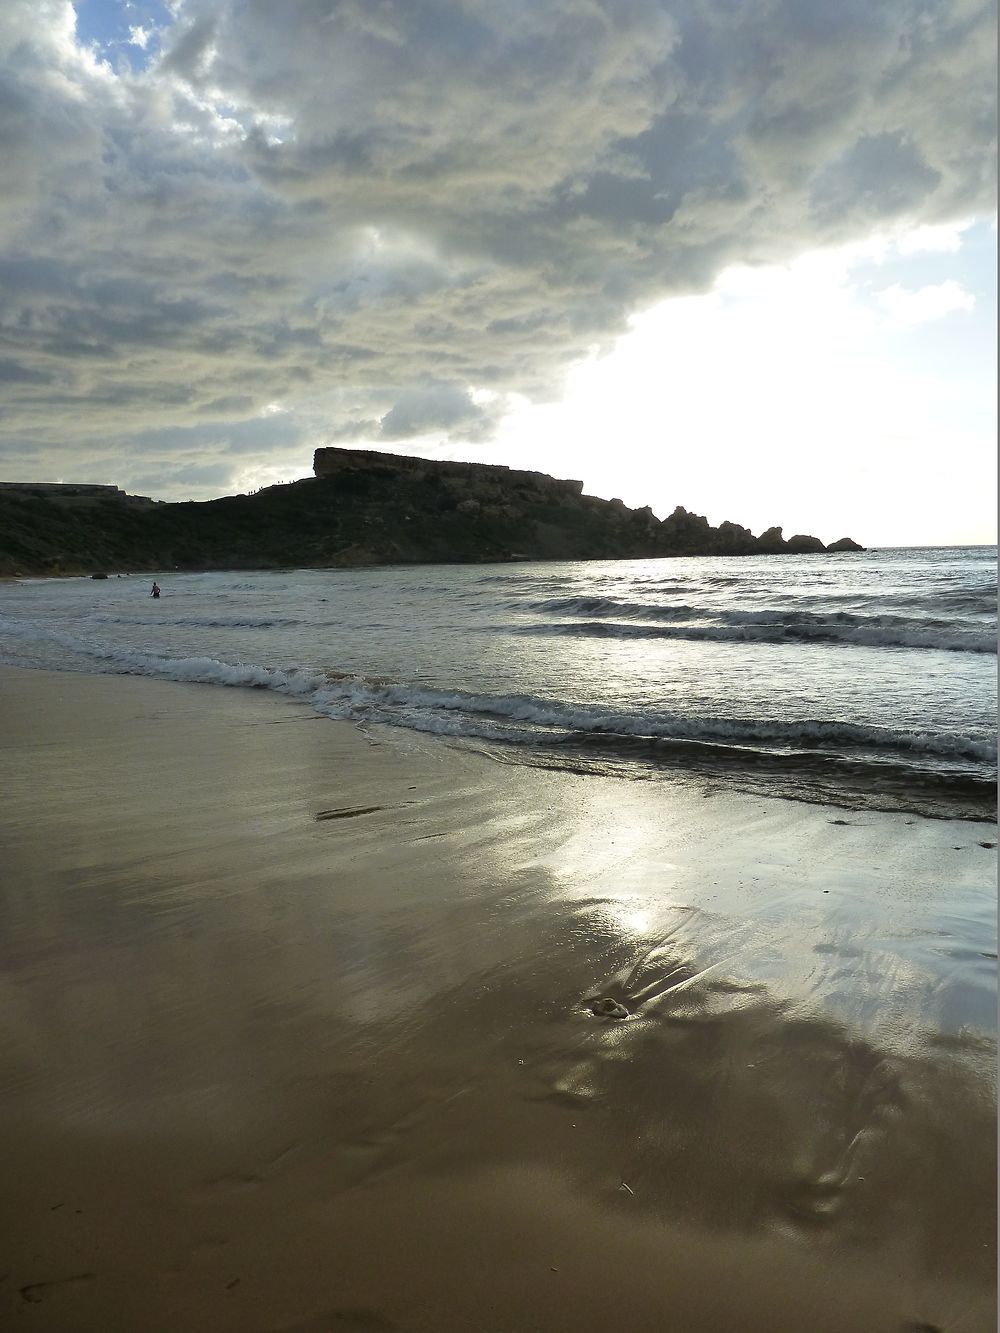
[314,445,587,499]
[0,448,863,576]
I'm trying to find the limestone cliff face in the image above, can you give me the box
[0,447,863,576]
[313,446,585,500]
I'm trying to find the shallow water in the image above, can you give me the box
[1,545,995,818]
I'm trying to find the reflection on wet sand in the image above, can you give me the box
[0,667,994,1332]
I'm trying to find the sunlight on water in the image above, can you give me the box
[0,547,995,819]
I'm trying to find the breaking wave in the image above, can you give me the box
[517,617,995,654]
[7,619,989,771]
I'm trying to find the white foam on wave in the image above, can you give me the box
[305,677,996,763]
[525,595,994,632]
[0,617,325,696]
[94,646,323,695]
[521,618,996,654]
[2,616,994,767]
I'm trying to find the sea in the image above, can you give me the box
[1,546,995,822]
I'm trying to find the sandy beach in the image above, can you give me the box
[0,663,995,1332]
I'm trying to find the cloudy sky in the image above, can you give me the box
[1,0,995,544]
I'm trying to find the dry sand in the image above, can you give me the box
[0,664,995,1332]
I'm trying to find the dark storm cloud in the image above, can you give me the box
[0,357,53,384]
[377,383,501,442]
[810,133,944,226]
[0,0,994,495]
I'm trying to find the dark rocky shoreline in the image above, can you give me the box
[0,448,863,576]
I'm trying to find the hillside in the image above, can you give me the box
[0,450,862,576]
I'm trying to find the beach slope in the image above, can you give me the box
[0,666,994,1332]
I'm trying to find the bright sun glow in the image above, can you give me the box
[459,223,997,547]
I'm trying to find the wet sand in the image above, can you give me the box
[0,664,995,1332]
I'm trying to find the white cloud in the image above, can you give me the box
[875,280,976,328]
[896,219,972,254]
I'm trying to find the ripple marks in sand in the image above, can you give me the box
[586,928,766,1023]
[777,1045,907,1232]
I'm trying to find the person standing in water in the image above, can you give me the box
[150,582,160,599]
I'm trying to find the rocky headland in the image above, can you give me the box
[0,448,863,576]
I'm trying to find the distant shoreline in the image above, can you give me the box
[0,450,867,575]
[3,542,996,584]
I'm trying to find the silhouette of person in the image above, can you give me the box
[150,582,160,599]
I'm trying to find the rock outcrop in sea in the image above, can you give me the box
[0,448,864,576]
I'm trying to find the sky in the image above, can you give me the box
[0,0,995,546]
